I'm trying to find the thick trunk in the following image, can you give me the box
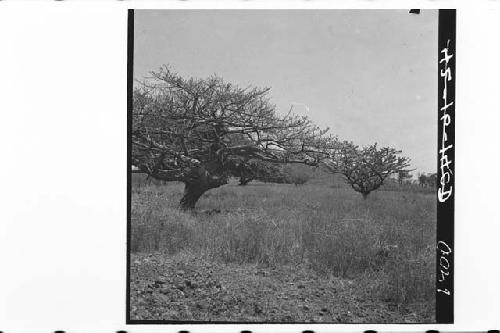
[362,192,370,200]
[180,183,210,210]
[239,176,253,186]
[179,166,228,210]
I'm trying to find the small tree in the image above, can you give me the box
[428,172,437,188]
[397,170,412,185]
[418,172,437,188]
[132,66,333,209]
[418,173,428,187]
[324,142,411,199]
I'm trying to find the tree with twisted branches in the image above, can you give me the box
[324,141,411,199]
[132,67,333,209]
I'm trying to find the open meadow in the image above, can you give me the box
[130,175,436,323]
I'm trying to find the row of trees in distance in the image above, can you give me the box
[395,170,438,187]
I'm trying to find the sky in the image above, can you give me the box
[134,10,438,175]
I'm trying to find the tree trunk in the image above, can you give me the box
[362,192,370,200]
[180,183,210,210]
[178,166,228,210]
[239,177,253,186]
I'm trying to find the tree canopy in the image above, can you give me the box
[132,67,334,209]
[132,66,413,208]
[324,142,411,199]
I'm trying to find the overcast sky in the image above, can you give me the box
[134,10,438,174]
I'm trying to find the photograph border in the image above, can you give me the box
[436,8,455,324]
[126,8,134,325]
[126,8,456,325]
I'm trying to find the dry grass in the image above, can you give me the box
[131,178,435,311]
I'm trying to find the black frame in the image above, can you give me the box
[436,8,455,324]
[126,8,134,325]
[126,9,456,325]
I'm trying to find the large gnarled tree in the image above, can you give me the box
[132,67,332,209]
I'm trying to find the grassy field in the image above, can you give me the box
[130,176,436,322]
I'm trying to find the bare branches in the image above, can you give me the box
[323,141,411,199]
[132,66,413,206]
[132,67,333,184]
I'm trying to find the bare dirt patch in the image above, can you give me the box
[130,252,431,323]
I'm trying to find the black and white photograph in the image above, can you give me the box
[6,3,500,333]
[128,9,452,324]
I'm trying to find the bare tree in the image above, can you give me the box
[418,173,428,187]
[428,172,437,188]
[397,170,412,185]
[324,142,411,199]
[418,172,437,188]
[132,66,333,209]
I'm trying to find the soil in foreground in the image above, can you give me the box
[130,252,432,323]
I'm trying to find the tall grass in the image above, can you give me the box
[131,180,436,307]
